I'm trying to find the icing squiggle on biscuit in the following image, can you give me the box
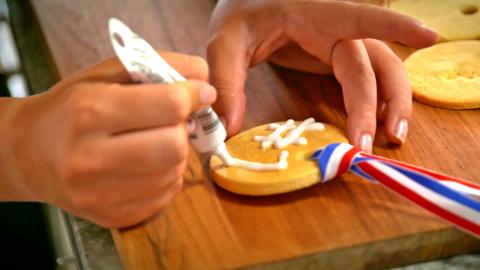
[253,118,324,149]
[213,118,324,171]
[215,143,289,171]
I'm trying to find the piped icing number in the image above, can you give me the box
[214,118,324,171]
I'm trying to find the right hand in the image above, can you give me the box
[207,0,438,152]
[1,52,216,228]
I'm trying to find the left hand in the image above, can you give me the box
[207,0,438,152]
[0,51,215,228]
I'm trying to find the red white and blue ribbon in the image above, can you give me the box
[311,143,480,238]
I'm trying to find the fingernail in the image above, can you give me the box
[359,133,373,153]
[394,119,408,144]
[418,23,438,39]
[199,85,216,105]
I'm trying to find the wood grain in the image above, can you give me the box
[31,0,480,269]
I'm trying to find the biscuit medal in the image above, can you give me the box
[210,118,348,195]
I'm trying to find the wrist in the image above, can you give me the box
[0,97,40,201]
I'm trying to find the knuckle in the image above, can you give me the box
[69,191,100,212]
[162,164,186,183]
[67,88,104,130]
[209,77,236,94]
[354,62,375,80]
[172,163,187,180]
[63,151,106,181]
[351,108,377,121]
[169,130,189,164]
[355,4,377,35]
[151,194,175,213]
[377,52,404,71]
[173,177,184,193]
[387,54,404,67]
[165,89,191,121]
[283,1,308,36]
[354,9,366,35]
[191,56,209,79]
[364,40,403,67]
[393,100,413,116]
[192,55,207,68]
[151,166,185,192]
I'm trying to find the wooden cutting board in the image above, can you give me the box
[31,0,480,269]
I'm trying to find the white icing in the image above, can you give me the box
[213,118,325,171]
[254,119,295,149]
[253,118,324,149]
[214,143,288,171]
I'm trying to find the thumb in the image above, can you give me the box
[207,34,248,137]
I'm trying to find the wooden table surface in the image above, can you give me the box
[31,0,480,269]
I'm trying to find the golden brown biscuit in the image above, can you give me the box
[390,0,480,41]
[405,40,480,109]
[210,122,348,196]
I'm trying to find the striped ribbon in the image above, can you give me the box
[311,143,480,238]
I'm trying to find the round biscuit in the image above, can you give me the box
[390,0,480,41]
[210,122,348,196]
[405,40,480,109]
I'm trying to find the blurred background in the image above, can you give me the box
[0,0,75,269]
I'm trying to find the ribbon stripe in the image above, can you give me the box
[311,143,480,238]
[363,161,480,236]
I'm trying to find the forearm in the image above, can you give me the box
[0,98,37,201]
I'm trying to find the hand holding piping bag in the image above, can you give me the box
[0,27,216,229]
[207,0,438,152]
[109,19,227,155]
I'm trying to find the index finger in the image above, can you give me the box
[65,51,209,86]
[290,1,438,48]
[67,80,216,134]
